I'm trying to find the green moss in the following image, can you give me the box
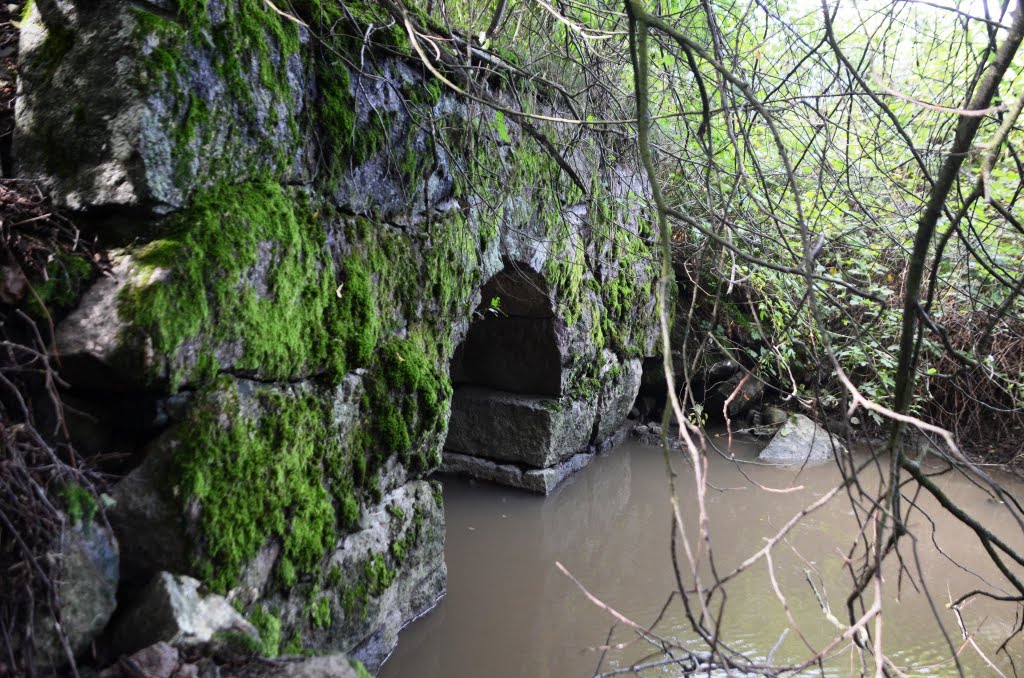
[314,59,356,185]
[340,493,361,531]
[293,0,411,51]
[132,0,303,186]
[350,658,374,678]
[175,378,342,592]
[119,180,350,388]
[390,507,425,564]
[366,552,396,592]
[305,585,332,629]
[60,483,98,526]
[282,630,305,656]
[26,253,94,317]
[335,254,380,371]
[273,0,438,194]
[249,605,282,656]
[423,214,479,321]
[139,0,432,196]
[278,558,297,587]
[213,629,264,656]
[597,226,657,359]
[430,480,443,509]
[340,553,396,621]
[361,335,450,473]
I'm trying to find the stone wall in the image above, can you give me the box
[15,0,659,670]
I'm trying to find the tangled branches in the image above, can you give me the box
[0,178,105,675]
[405,0,1024,673]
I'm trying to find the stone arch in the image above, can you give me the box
[441,259,645,494]
[450,262,562,397]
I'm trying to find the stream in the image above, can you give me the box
[379,432,1024,677]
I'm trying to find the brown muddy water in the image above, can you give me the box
[379,433,1024,677]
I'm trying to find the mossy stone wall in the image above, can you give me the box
[16,0,659,667]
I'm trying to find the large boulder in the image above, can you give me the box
[270,480,446,673]
[107,431,190,581]
[757,414,846,465]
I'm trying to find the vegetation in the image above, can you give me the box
[379,0,1024,674]
[0,168,107,676]
[119,179,347,388]
[7,0,1024,675]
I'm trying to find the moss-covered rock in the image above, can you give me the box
[16,0,309,212]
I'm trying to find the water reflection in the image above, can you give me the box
[379,434,1024,677]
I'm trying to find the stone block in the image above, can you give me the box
[444,387,596,468]
[439,450,597,495]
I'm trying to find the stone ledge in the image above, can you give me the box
[438,450,595,494]
[439,428,628,494]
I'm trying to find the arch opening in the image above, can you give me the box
[450,264,561,397]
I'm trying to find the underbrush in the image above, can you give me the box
[0,176,106,674]
[672,236,1024,464]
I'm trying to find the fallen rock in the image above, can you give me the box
[758,414,846,465]
[109,572,260,656]
[54,253,153,388]
[31,520,119,672]
[703,371,764,419]
[108,432,190,580]
[100,642,180,678]
[707,360,740,380]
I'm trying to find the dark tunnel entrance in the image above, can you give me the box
[442,262,571,477]
[450,264,561,398]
